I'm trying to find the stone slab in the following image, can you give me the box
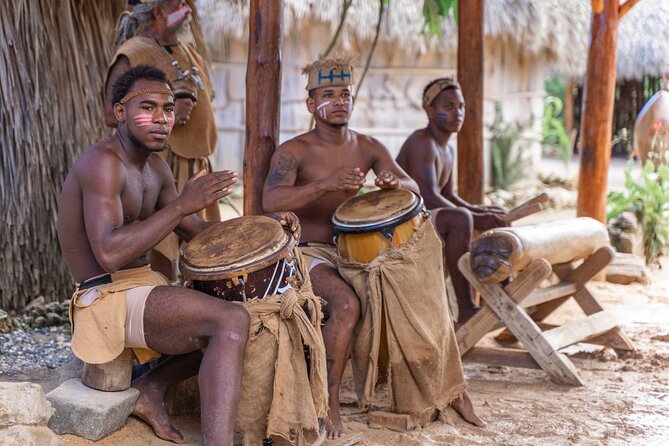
[0,425,63,446]
[46,378,139,441]
[0,382,54,428]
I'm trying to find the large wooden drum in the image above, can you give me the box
[332,189,427,263]
[180,216,299,302]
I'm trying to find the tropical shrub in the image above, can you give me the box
[542,96,572,168]
[490,103,531,190]
[607,123,669,264]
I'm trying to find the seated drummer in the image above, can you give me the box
[396,77,507,326]
[57,65,299,445]
[262,56,482,439]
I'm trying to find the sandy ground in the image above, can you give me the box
[54,254,669,446]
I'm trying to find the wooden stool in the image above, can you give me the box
[81,348,134,391]
[456,246,635,385]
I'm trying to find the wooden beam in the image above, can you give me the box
[619,0,641,19]
[543,311,618,350]
[456,256,551,354]
[457,0,484,204]
[459,256,585,385]
[463,347,541,370]
[577,1,620,222]
[522,282,579,308]
[243,0,284,215]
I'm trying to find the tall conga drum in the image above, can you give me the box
[332,189,427,263]
[180,216,300,301]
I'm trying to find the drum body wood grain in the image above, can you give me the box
[180,216,299,302]
[333,189,427,263]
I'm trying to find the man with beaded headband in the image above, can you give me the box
[263,56,483,439]
[59,65,299,445]
[105,0,219,282]
[396,77,508,326]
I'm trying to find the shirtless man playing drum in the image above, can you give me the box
[396,77,507,326]
[57,65,298,445]
[262,57,482,439]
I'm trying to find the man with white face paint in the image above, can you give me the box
[105,0,219,282]
[262,55,420,440]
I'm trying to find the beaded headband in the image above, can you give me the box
[422,78,461,109]
[119,88,174,105]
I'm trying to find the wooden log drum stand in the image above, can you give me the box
[455,246,635,386]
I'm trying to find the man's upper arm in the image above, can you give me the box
[79,153,126,265]
[264,145,300,190]
[441,145,456,197]
[104,56,130,128]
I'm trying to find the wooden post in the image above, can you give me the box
[457,0,484,204]
[564,79,574,137]
[576,0,619,222]
[243,0,283,215]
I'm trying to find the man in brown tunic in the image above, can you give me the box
[263,59,483,439]
[60,65,298,445]
[105,0,219,281]
[396,77,507,326]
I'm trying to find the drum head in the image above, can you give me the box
[332,189,422,231]
[181,216,294,280]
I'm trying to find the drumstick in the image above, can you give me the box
[511,193,549,214]
[502,193,549,222]
[504,203,543,223]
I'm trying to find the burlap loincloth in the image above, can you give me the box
[335,220,466,422]
[69,266,166,365]
[154,153,221,261]
[235,250,328,446]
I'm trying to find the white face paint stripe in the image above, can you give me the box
[316,101,330,120]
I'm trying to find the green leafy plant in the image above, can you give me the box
[489,103,531,190]
[608,124,669,264]
[542,95,572,168]
[423,0,457,37]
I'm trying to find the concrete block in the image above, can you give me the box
[46,379,139,441]
[368,411,414,432]
[0,425,62,446]
[0,382,54,428]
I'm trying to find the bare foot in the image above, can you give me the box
[451,391,486,427]
[325,404,346,440]
[132,379,187,444]
[455,306,481,330]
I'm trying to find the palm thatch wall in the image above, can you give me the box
[0,1,125,309]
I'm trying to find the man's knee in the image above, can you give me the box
[326,292,361,327]
[212,304,250,343]
[437,207,473,234]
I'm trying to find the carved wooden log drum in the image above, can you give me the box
[470,217,610,284]
[332,189,428,263]
[180,216,300,302]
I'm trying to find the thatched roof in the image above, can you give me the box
[198,0,667,81]
[617,0,669,80]
[0,1,125,309]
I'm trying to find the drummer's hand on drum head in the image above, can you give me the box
[374,170,400,189]
[320,167,365,192]
[267,211,301,240]
[177,169,238,215]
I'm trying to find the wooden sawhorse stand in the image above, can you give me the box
[456,246,635,385]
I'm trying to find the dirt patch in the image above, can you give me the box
[6,259,669,445]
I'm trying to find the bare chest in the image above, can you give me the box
[120,167,162,223]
